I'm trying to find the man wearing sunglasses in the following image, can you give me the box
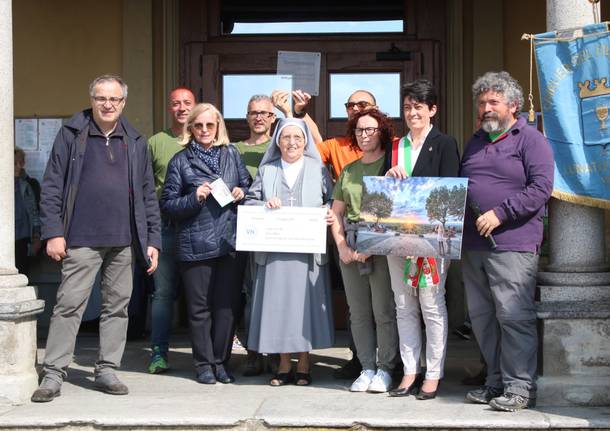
[316,90,378,181]
[313,90,378,380]
[32,75,161,402]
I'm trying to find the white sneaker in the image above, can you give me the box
[367,369,392,393]
[350,369,376,392]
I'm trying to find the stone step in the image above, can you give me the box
[538,271,610,287]
[536,300,610,319]
[538,376,610,407]
[538,284,610,302]
[0,336,608,430]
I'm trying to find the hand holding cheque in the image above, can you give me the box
[236,204,332,254]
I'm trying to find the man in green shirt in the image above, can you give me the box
[235,94,277,177]
[147,87,196,374]
[235,94,278,376]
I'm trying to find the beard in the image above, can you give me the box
[481,112,511,134]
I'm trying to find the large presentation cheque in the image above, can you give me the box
[236,206,327,254]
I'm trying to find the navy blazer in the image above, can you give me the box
[40,109,161,267]
[384,127,460,177]
[161,143,251,262]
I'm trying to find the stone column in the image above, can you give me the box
[0,0,45,405]
[536,0,610,407]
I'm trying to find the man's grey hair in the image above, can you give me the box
[89,74,128,98]
[247,94,273,109]
[472,71,523,113]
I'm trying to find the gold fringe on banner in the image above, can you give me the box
[552,189,610,210]
[523,28,610,210]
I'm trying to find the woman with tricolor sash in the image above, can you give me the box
[385,80,460,400]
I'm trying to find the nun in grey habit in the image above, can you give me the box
[245,118,335,386]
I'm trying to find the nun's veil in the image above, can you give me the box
[257,117,321,167]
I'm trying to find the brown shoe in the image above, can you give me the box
[94,372,129,395]
[31,376,61,403]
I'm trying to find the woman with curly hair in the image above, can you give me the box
[330,109,398,394]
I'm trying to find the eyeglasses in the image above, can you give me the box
[192,122,218,131]
[354,127,379,137]
[92,96,124,106]
[344,101,373,110]
[247,111,274,119]
[279,135,304,144]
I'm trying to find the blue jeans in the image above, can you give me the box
[150,224,179,355]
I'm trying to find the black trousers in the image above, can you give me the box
[15,238,29,276]
[180,252,245,373]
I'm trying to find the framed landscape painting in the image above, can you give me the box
[356,176,468,260]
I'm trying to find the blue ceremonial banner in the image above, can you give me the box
[533,22,610,209]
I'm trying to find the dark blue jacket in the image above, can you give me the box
[161,143,251,261]
[40,109,162,266]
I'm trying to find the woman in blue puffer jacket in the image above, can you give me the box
[161,103,251,384]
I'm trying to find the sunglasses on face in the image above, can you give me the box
[192,122,218,131]
[344,101,373,110]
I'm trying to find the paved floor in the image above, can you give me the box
[1,331,609,430]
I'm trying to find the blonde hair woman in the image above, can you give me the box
[161,103,251,385]
[180,103,230,146]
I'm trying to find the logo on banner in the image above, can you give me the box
[578,78,610,145]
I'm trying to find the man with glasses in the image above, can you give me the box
[236,95,277,178]
[235,94,277,377]
[147,87,196,374]
[32,75,161,402]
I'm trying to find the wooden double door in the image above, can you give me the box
[181,35,440,141]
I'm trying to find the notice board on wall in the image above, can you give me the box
[14,118,64,182]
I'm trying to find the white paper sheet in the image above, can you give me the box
[38,118,63,152]
[277,51,321,96]
[236,206,327,254]
[210,178,234,207]
[15,119,38,150]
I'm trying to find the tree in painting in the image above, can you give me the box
[361,185,393,226]
[425,184,466,229]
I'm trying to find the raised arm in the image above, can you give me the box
[271,89,323,145]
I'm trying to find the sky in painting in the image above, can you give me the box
[363,176,468,224]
